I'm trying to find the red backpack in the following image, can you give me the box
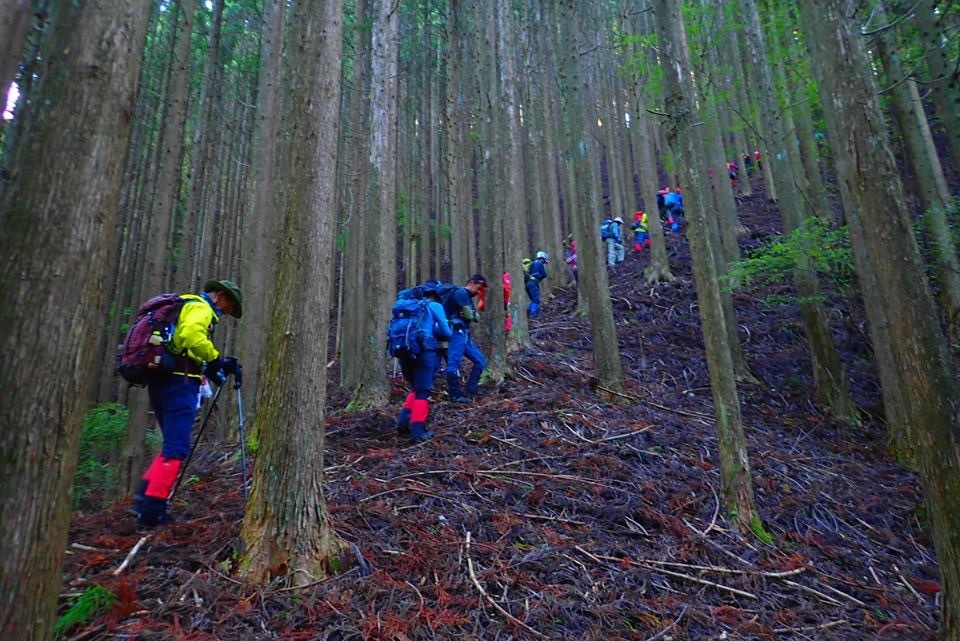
[116,293,187,386]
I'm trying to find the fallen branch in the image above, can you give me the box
[574,546,757,599]
[465,532,547,639]
[113,535,150,576]
[645,604,690,641]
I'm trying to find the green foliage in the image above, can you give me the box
[750,514,775,544]
[727,217,854,304]
[74,403,128,510]
[54,585,117,638]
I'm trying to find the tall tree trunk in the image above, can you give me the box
[181,0,225,289]
[653,0,762,536]
[0,4,150,639]
[558,0,624,391]
[874,2,960,338]
[349,0,399,408]
[240,0,285,413]
[799,1,960,636]
[499,0,528,355]
[338,0,371,389]
[914,0,960,172]
[239,0,348,585]
[744,0,858,423]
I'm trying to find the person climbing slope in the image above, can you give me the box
[525,251,549,318]
[133,279,243,528]
[631,211,649,251]
[394,281,452,443]
[443,273,488,403]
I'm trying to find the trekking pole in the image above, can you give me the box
[169,382,224,502]
[236,387,249,501]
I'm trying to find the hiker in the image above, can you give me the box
[726,160,739,188]
[631,211,649,251]
[443,273,488,402]
[477,272,512,331]
[394,282,452,442]
[664,188,684,233]
[656,187,669,223]
[754,149,762,171]
[563,235,578,284]
[133,279,243,527]
[742,152,753,176]
[600,216,625,266]
[525,252,548,317]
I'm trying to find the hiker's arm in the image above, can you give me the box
[431,303,453,339]
[178,302,219,363]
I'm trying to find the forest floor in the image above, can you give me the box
[62,184,941,640]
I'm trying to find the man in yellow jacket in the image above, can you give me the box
[134,279,242,527]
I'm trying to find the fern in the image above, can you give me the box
[54,585,117,638]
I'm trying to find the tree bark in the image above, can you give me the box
[558,0,624,391]
[798,1,960,635]
[0,4,150,638]
[240,0,285,413]
[653,0,761,535]
[239,0,348,585]
[349,0,399,408]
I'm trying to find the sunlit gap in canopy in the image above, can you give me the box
[3,83,19,121]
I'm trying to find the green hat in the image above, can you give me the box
[203,279,243,318]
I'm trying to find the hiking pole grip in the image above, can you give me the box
[236,388,249,501]
[169,382,224,503]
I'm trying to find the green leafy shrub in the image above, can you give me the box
[726,217,854,304]
[54,585,117,638]
[74,403,128,510]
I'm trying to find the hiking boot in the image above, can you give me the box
[409,423,433,443]
[396,408,411,434]
[450,395,471,403]
[136,496,172,528]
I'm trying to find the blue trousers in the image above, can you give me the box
[525,280,541,317]
[147,374,201,458]
[446,327,486,393]
[400,349,439,395]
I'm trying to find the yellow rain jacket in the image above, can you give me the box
[169,294,221,374]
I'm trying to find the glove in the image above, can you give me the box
[206,358,228,387]
[221,356,242,389]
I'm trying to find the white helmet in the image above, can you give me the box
[536,251,549,262]
[613,216,624,224]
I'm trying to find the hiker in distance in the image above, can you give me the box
[444,273,488,403]
[525,251,549,317]
[133,279,243,527]
[394,282,452,442]
[600,216,625,267]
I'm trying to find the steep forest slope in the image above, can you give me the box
[61,192,940,640]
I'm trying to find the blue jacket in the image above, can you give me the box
[529,258,548,282]
[601,218,622,241]
[420,300,452,350]
[665,191,683,208]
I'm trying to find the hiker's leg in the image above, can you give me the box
[410,351,437,441]
[445,329,467,399]
[463,340,486,395]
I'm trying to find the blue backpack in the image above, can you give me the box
[600,220,614,239]
[387,290,429,359]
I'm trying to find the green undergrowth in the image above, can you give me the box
[55,585,117,638]
[726,217,854,305]
[74,403,128,510]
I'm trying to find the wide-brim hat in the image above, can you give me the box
[203,279,243,318]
